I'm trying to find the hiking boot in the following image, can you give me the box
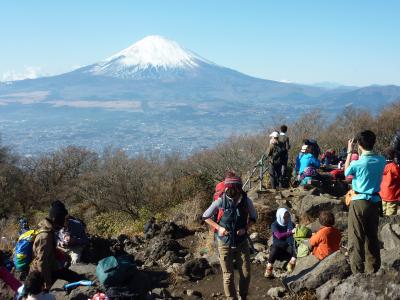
[264,267,274,278]
[287,262,296,273]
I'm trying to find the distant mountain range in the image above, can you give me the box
[0,35,399,155]
[1,35,399,111]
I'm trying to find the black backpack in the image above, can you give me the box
[271,142,285,165]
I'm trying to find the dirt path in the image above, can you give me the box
[171,263,283,299]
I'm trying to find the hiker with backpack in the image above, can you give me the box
[309,211,341,260]
[278,125,290,182]
[202,176,257,300]
[379,147,400,216]
[265,208,296,278]
[29,200,83,292]
[267,131,285,189]
[345,130,386,274]
[57,215,88,264]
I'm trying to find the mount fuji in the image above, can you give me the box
[0,35,399,155]
[0,35,331,108]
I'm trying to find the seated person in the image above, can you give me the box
[265,208,296,278]
[321,149,336,166]
[299,145,321,185]
[310,211,341,260]
[24,271,56,300]
[58,215,88,264]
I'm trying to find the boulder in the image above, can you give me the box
[381,249,400,271]
[315,278,342,300]
[158,221,193,239]
[380,223,400,251]
[253,242,266,252]
[299,195,345,218]
[51,263,98,300]
[252,201,279,240]
[284,251,351,293]
[180,258,213,281]
[326,268,400,300]
[252,251,269,264]
[267,286,287,299]
[144,237,183,262]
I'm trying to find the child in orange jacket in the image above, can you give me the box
[310,211,341,260]
[380,147,400,216]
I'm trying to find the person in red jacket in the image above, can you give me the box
[380,147,400,216]
[309,211,341,260]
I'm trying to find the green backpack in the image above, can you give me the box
[96,256,137,288]
[293,225,312,258]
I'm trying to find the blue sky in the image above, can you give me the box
[0,1,399,86]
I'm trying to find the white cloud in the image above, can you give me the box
[1,66,48,82]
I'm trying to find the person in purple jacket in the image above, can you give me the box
[264,208,296,278]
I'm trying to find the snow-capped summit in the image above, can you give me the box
[88,35,213,79]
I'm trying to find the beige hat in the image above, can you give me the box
[301,145,308,153]
[269,131,279,138]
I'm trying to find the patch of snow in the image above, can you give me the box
[90,35,214,78]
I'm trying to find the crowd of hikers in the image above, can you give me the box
[202,127,399,299]
[1,127,400,299]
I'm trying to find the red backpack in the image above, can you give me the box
[211,181,225,232]
[211,181,249,232]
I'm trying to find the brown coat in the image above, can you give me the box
[30,218,59,286]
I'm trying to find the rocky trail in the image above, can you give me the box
[1,182,400,300]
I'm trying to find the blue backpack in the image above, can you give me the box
[13,229,43,271]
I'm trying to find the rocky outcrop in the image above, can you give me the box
[284,251,351,293]
[380,223,400,250]
[319,267,400,300]
[299,195,345,218]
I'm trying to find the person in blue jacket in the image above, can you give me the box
[299,145,321,185]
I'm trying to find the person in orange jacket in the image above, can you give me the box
[380,147,400,216]
[310,211,341,260]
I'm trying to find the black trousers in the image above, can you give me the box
[268,163,282,189]
[268,244,295,264]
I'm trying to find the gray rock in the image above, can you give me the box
[380,223,400,251]
[152,287,171,298]
[253,242,266,252]
[144,236,182,262]
[299,195,345,218]
[267,287,287,299]
[249,232,260,241]
[316,278,342,300]
[253,251,269,264]
[51,264,98,300]
[381,249,400,271]
[284,251,351,293]
[180,258,212,280]
[327,268,400,300]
